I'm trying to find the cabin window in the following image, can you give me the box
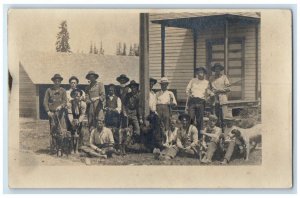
[206,38,245,100]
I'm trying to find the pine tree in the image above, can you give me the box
[129,44,135,56]
[55,20,71,52]
[134,43,140,56]
[122,43,127,56]
[89,42,93,54]
[99,41,104,55]
[93,43,98,54]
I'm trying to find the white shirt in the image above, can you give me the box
[149,90,157,112]
[106,95,122,114]
[186,78,209,99]
[156,90,177,105]
[66,88,86,103]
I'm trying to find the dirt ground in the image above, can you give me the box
[19,118,262,166]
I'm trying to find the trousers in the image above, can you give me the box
[156,104,170,131]
[188,97,206,133]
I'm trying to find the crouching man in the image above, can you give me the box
[154,113,199,160]
[200,115,222,164]
[81,113,118,158]
[67,89,86,153]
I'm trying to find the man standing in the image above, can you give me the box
[85,71,106,131]
[43,74,67,154]
[210,63,231,129]
[66,76,85,103]
[156,77,177,132]
[105,84,122,128]
[66,89,86,153]
[149,77,157,114]
[80,113,117,158]
[186,66,210,134]
[123,80,143,143]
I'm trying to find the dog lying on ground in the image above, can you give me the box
[229,124,262,161]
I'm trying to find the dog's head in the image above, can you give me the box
[229,129,241,138]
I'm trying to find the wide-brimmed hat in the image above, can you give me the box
[116,74,130,83]
[97,111,105,121]
[159,77,169,84]
[70,88,83,98]
[195,66,207,74]
[150,77,157,84]
[51,74,63,81]
[179,113,190,121]
[69,76,79,84]
[128,80,139,88]
[211,63,224,72]
[86,71,99,80]
[209,114,218,121]
[203,117,209,121]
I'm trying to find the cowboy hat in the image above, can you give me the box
[195,66,207,74]
[128,80,139,88]
[159,77,169,84]
[69,76,79,84]
[150,77,157,84]
[51,74,63,81]
[86,71,99,80]
[70,88,83,98]
[116,74,130,83]
[211,63,224,72]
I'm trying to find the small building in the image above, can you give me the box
[19,52,139,120]
[143,12,261,115]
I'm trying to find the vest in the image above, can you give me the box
[106,95,118,109]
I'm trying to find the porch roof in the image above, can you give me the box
[151,14,260,29]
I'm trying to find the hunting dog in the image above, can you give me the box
[228,124,262,161]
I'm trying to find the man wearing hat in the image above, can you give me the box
[200,114,222,163]
[209,63,231,129]
[123,80,143,143]
[115,74,131,132]
[85,71,106,130]
[66,76,85,103]
[43,74,68,153]
[186,66,211,134]
[156,77,177,131]
[80,112,117,158]
[66,88,87,153]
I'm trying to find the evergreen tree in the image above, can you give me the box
[122,43,127,56]
[55,20,71,52]
[129,44,135,56]
[99,41,104,55]
[134,43,140,56]
[93,43,98,54]
[89,42,93,54]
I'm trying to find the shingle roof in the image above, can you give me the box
[19,52,139,85]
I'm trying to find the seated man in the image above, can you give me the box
[153,114,179,160]
[66,89,87,153]
[81,113,118,158]
[200,115,222,164]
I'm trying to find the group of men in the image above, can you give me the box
[43,62,246,164]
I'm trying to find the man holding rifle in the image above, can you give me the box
[209,63,231,129]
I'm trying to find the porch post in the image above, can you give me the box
[140,13,150,116]
[255,23,259,100]
[224,19,229,74]
[193,29,198,77]
[161,25,165,77]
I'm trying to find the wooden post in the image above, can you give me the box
[161,25,165,77]
[224,19,229,74]
[255,23,259,100]
[140,13,150,117]
[193,29,198,77]
[36,85,40,119]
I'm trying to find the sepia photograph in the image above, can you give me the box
[8,9,292,188]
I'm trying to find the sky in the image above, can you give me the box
[9,9,140,55]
